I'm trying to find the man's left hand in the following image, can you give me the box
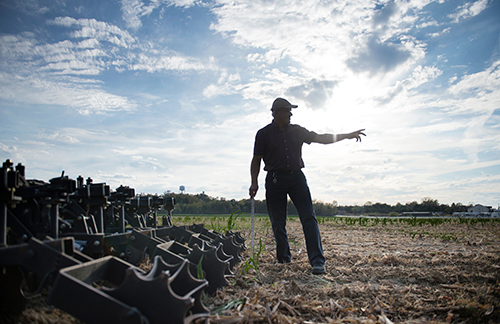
[349,129,366,142]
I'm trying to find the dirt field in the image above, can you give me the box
[200,217,500,324]
[6,217,500,324]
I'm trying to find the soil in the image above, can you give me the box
[202,218,500,324]
[4,218,500,323]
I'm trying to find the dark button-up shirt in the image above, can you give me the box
[253,122,317,171]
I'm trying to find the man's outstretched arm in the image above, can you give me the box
[313,129,366,144]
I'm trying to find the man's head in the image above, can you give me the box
[271,97,297,126]
[271,97,298,112]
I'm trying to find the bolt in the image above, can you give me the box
[120,252,125,258]
[93,240,100,247]
[130,235,136,241]
[26,249,35,258]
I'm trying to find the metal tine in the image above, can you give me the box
[163,257,210,315]
[186,224,244,269]
[135,255,210,316]
[154,225,195,244]
[48,256,149,324]
[225,230,246,249]
[159,239,233,288]
[186,223,221,240]
[103,265,194,324]
[187,242,232,295]
[211,235,243,270]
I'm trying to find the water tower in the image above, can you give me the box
[179,185,185,193]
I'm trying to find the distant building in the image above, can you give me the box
[453,204,494,218]
[468,204,491,214]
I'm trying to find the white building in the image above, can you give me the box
[467,204,491,214]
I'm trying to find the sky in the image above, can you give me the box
[1,0,499,208]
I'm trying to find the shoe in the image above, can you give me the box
[278,259,291,264]
[312,264,325,275]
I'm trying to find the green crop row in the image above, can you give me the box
[171,214,499,229]
[317,216,500,227]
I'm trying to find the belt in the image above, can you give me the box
[271,169,297,174]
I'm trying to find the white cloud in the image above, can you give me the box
[371,64,442,108]
[37,131,80,144]
[48,17,136,48]
[0,142,16,154]
[449,60,500,96]
[412,120,465,134]
[121,0,161,29]
[120,0,198,29]
[417,19,439,29]
[8,0,49,16]
[131,54,211,72]
[0,72,137,114]
[409,65,443,88]
[0,25,111,77]
[0,15,220,114]
[203,84,227,98]
[449,0,489,23]
[206,0,435,114]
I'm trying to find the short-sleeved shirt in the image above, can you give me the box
[253,122,317,171]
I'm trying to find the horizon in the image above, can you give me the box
[158,190,498,208]
[1,0,499,207]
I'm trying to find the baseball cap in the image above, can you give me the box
[271,98,298,111]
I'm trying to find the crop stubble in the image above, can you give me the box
[7,218,500,323]
[202,218,500,324]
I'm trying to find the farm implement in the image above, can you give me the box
[0,159,245,323]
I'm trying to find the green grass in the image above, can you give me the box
[167,214,500,229]
[241,237,265,283]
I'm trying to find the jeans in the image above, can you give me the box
[265,170,325,266]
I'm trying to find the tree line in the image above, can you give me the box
[158,193,470,217]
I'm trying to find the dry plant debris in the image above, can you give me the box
[195,219,500,324]
[5,218,500,324]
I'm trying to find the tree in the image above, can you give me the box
[153,192,470,217]
[417,197,440,212]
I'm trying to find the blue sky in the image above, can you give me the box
[1,0,499,208]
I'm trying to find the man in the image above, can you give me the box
[249,97,366,274]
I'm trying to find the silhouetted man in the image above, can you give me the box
[249,97,366,274]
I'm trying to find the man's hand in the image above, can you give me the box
[347,129,366,142]
[249,183,258,198]
[250,155,262,198]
